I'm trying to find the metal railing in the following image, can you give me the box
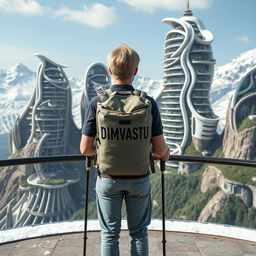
[1,154,256,256]
[1,154,256,168]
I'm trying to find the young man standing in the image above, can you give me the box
[80,44,169,256]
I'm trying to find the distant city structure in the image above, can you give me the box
[160,4,219,171]
[1,55,80,229]
[81,62,111,123]
[230,66,256,132]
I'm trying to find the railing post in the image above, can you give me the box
[160,159,166,256]
[83,156,91,256]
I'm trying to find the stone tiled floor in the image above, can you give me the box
[1,231,256,256]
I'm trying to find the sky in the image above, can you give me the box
[0,0,255,80]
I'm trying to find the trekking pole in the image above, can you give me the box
[160,159,166,256]
[83,156,91,256]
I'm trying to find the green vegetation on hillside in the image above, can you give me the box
[183,140,201,156]
[37,170,80,186]
[150,171,219,220]
[209,195,256,228]
[20,179,29,188]
[54,171,80,181]
[70,201,98,220]
[214,163,256,186]
[38,178,66,185]
[237,117,256,133]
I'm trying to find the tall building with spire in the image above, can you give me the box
[160,3,219,170]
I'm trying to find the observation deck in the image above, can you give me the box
[1,220,256,256]
[1,155,256,255]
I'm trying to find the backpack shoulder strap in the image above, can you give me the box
[106,88,113,96]
[133,89,147,98]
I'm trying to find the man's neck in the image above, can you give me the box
[112,77,133,85]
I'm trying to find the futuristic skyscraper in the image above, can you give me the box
[1,55,80,229]
[160,6,219,170]
[9,54,80,178]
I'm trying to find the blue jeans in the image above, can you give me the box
[96,176,151,256]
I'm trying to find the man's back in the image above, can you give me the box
[80,44,169,256]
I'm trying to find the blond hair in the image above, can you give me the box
[107,44,140,80]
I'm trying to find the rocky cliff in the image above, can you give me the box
[0,142,37,210]
[198,191,229,222]
[199,166,229,222]
[200,166,223,193]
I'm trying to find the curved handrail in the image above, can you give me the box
[1,154,256,168]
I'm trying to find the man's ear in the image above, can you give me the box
[134,67,138,76]
[108,68,113,75]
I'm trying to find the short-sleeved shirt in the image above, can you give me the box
[81,84,163,137]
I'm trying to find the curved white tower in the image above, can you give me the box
[9,54,76,179]
[161,7,219,169]
[80,62,111,123]
[4,55,80,229]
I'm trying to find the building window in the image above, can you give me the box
[224,183,228,190]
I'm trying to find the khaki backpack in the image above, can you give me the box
[96,89,154,176]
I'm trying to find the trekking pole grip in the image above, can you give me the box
[86,156,91,171]
[160,159,165,173]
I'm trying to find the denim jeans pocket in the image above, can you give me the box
[96,177,117,196]
[125,178,151,197]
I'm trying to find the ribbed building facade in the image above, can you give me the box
[9,54,76,178]
[3,55,80,229]
[81,62,111,123]
[161,9,219,169]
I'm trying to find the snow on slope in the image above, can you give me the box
[0,65,162,134]
[0,63,35,134]
[133,76,163,98]
[210,48,256,130]
[0,49,256,136]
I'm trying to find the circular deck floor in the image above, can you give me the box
[1,230,256,256]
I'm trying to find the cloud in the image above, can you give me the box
[0,0,46,15]
[54,4,117,28]
[235,36,251,44]
[119,0,213,13]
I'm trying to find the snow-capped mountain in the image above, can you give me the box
[0,48,256,151]
[0,63,36,135]
[0,66,162,135]
[211,48,256,130]
[133,76,163,98]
